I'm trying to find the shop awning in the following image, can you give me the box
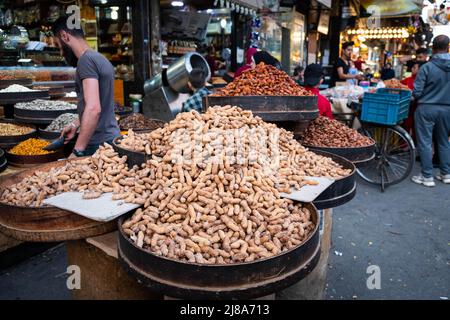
[361,0,422,16]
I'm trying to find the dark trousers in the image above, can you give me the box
[415,105,450,177]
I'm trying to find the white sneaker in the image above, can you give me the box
[436,173,450,184]
[411,175,436,187]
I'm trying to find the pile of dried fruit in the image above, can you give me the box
[383,79,410,91]
[300,116,374,148]
[1,106,352,265]
[119,113,166,131]
[0,123,34,136]
[45,113,79,132]
[212,63,312,96]
[9,138,54,156]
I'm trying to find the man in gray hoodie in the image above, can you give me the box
[412,35,450,187]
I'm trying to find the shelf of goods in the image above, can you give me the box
[0,78,33,90]
[117,202,320,299]
[0,160,117,242]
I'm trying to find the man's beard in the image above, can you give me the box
[62,43,78,68]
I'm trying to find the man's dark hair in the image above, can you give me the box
[416,48,428,55]
[189,68,207,89]
[52,16,84,38]
[293,66,304,77]
[342,41,354,50]
[433,35,450,52]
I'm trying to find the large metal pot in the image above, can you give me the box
[165,52,211,94]
[143,73,163,95]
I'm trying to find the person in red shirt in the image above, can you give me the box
[401,60,424,90]
[234,47,258,79]
[303,64,333,119]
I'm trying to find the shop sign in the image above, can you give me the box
[361,0,421,16]
[318,11,330,34]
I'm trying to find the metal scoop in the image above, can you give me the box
[43,136,65,151]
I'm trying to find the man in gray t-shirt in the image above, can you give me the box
[53,16,120,157]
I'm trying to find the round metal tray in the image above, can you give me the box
[310,150,357,210]
[112,136,150,168]
[0,159,117,242]
[303,141,376,164]
[0,149,7,173]
[5,149,65,168]
[0,159,7,173]
[14,106,77,125]
[204,95,319,122]
[0,121,37,149]
[118,202,320,299]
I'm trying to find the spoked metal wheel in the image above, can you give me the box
[357,124,415,192]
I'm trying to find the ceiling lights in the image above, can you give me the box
[346,27,410,39]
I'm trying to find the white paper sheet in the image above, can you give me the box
[43,192,140,222]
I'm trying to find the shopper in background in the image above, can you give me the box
[347,61,359,85]
[303,64,333,119]
[354,56,365,71]
[412,35,450,187]
[234,47,258,79]
[401,47,429,69]
[364,67,374,81]
[205,46,225,77]
[334,41,363,85]
[52,16,120,157]
[182,68,211,113]
[380,63,396,81]
[293,65,305,86]
[401,61,425,141]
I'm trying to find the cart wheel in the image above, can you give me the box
[357,124,415,189]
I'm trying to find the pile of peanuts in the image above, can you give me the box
[300,116,374,148]
[212,63,312,97]
[1,145,128,206]
[1,106,351,264]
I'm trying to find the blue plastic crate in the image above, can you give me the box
[361,88,412,125]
